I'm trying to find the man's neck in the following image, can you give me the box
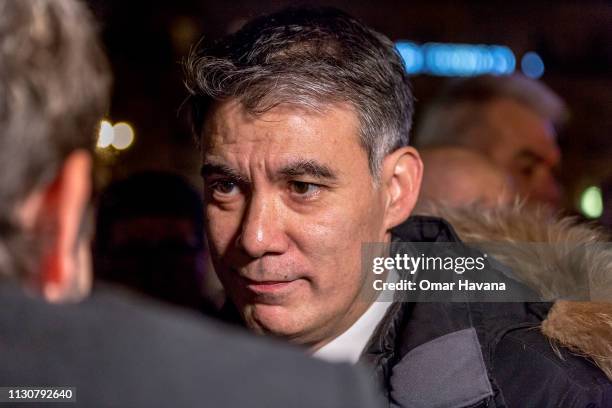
[309,269,389,352]
[308,297,377,352]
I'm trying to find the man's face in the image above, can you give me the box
[201,100,388,347]
[480,98,561,207]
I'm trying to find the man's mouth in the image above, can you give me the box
[239,276,303,295]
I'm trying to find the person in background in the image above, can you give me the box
[416,74,567,209]
[0,1,382,406]
[416,146,515,210]
[94,171,213,314]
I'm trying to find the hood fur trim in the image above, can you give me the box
[542,300,612,380]
[416,203,612,380]
[416,203,612,301]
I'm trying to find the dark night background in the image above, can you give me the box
[86,0,612,216]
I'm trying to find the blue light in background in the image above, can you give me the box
[395,41,516,77]
[521,52,545,79]
[395,42,424,74]
[490,46,516,75]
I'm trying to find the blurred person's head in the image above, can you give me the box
[0,0,110,301]
[416,146,515,210]
[93,171,208,310]
[416,74,567,208]
[184,7,422,348]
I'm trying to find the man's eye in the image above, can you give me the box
[209,180,240,196]
[289,181,320,197]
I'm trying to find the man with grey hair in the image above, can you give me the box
[415,146,515,210]
[185,7,611,407]
[0,1,383,407]
[416,74,568,208]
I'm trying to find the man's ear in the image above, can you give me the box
[380,146,423,230]
[19,150,93,302]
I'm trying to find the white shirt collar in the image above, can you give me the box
[312,270,397,363]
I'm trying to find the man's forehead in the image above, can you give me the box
[485,99,559,153]
[487,98,556,138]
[200,99,366,169]
[202,99,360,144]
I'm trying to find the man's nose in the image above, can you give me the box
[236,193,289,258]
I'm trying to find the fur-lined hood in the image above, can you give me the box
[416,203,612,380]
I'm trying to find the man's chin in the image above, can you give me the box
[242,303,306,338]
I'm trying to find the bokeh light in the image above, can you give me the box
[580,186,603,219]
[111,122,135,150]
[395,41,515,76]
[97,120,114,148]
[521,52,545,79]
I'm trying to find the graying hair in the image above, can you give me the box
[0,0,110,279]
[183,7,414,179]
[416,74,568,147]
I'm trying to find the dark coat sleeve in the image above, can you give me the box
[492,328,612,407]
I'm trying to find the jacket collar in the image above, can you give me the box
[362,216,503,407]
[361,216,466,398]
[391,215,464,243]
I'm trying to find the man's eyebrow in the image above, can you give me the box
[200,162,248,182]
[278,160,337,181]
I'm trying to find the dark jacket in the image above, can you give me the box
[361,216,612,407]
[0,282,381,408]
